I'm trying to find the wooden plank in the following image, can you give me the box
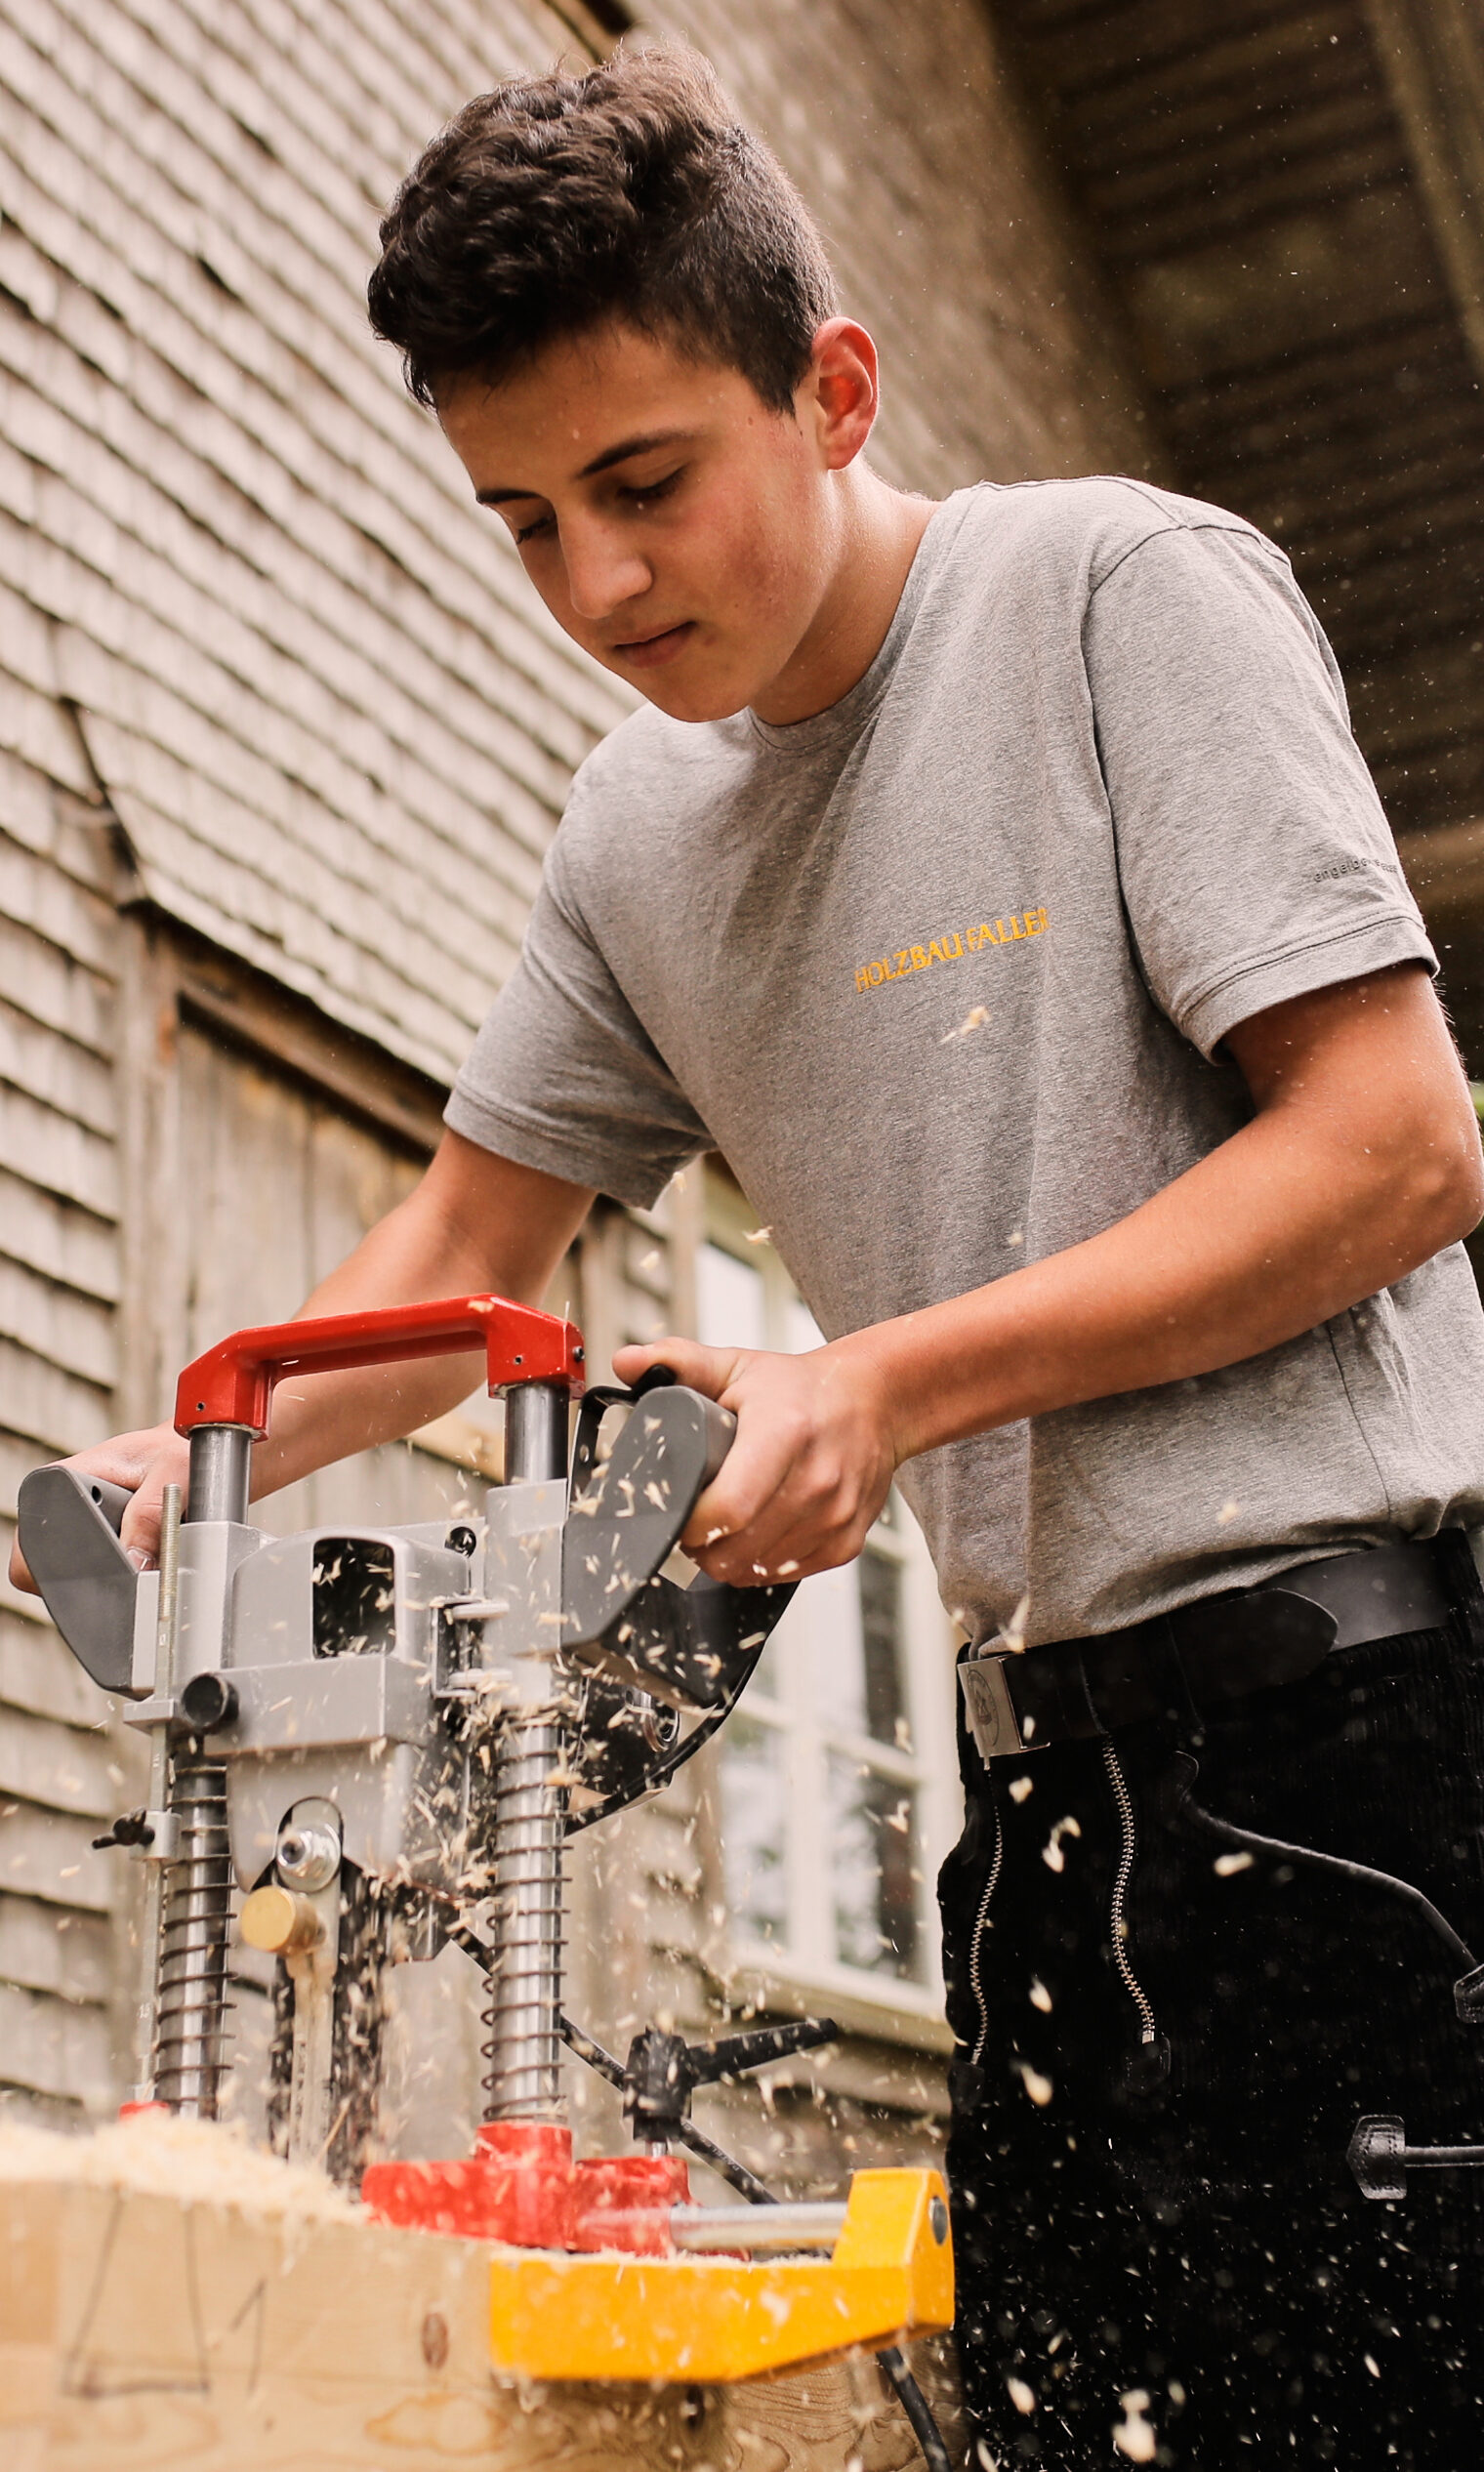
[0,914,113,1059]
[0,2139,964,2470]
[0,1172,116,1325]
[0,1704,120,1822]
[0,1083,117,1222]
[1125,184,1447,391]
[0,820,118,975]
[0,1338,111,1463]
[0,1979,112,2103]
[0,1000,115,1142]
[0,1174,117,1318]
[0,1799,115,1914]
[0,1602,113,1730]
[0,1893,112,2004]
[1364,0,1484,387]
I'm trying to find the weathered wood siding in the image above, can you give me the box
[0,758,124,2119]
[0,0,633,1086]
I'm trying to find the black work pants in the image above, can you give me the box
[938,1562,1484,2469]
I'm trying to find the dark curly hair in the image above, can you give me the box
[367,47,839,415]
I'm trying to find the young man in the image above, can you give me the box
[20,46,1484,2468]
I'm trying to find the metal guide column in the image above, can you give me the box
[483,1380,569,2122]
[152,1425,250,2116]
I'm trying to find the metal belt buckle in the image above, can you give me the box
[959,1650,1031,1762]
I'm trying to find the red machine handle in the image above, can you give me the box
[174,1294,585,1438]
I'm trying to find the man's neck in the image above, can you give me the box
[750,471,937,727]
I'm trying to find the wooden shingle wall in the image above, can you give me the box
[0,0,634,1087]
[0,757,125,2120]
[0,0,1153,2122]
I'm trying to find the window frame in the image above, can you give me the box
[698,1169,962,2034]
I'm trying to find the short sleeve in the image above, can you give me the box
[1084,520,1434,1056]
[444,840,711,1209]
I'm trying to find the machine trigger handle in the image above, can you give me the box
[173,1291,586,1439]
[16,1464,144,1699]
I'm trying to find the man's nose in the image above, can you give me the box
[561,517,651,622]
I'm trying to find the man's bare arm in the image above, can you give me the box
[8,1135,594,1584]
[617,965,1484,1586]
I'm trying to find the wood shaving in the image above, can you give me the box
[0,2109,359,2223]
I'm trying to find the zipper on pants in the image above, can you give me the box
[1103,1737,1170,2084]
[968,1776,1004,2069]
[960,1746,1168,2103]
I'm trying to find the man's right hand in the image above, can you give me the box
[8,1424,189,1592]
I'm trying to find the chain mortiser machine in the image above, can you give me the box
[20,1295,953,2392]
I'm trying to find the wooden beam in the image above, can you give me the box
[1364,0,1484,385]
[1396,815,1484,925]
[0,2126,965,2472]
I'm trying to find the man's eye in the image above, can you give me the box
[620,470,682,509]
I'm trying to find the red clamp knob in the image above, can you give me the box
[174,1294,585,1438]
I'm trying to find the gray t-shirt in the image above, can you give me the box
[447,478,1484,1646]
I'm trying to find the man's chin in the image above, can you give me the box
[629,651,772,723]
[638,679,756,723]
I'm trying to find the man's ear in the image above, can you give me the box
[802,317,881,470]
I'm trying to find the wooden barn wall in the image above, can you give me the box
[0,0,1153,2122]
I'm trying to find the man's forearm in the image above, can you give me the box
[852,967,1484,1463]
[625,967,1484,1590]
[851,1104,1469,1462]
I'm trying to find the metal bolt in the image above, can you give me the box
[929,2194,950,2245]
[275,1817,341,1893]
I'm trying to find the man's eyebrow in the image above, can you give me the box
[475,430,693,507]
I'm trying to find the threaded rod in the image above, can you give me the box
[481,1717,565,2121]
[154,1751,232,2115]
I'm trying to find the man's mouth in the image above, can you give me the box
[609,620,696,670]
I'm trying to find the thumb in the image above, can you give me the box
[611,1337,745,1403]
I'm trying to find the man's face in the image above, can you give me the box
[437,324,844,723]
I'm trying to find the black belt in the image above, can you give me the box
[959,1538,1458,1763]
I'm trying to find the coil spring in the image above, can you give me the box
[479,1717,566,2122]
[154,1751,233,2116]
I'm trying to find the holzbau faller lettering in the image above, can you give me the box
[855,908,1049,993]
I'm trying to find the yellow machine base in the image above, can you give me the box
[487,2166,954,2383]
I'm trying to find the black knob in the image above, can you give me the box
[180,1670,239,1732]
[620,2017,839,2143]
[92,1808,155,1851]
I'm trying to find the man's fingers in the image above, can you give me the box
[119,1488,164,1568]
[612,1337,742,1401]
[5,1427,186,1596]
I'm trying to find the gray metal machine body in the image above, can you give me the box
[19,1368,790,2165]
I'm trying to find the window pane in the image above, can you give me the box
[858,1545,906,1746]
[721,1715,789,1949]
[826,1756,921,1980]
[697,1242,766,1351]
[785,1296,824,1354]
[783,1560,862,1727]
